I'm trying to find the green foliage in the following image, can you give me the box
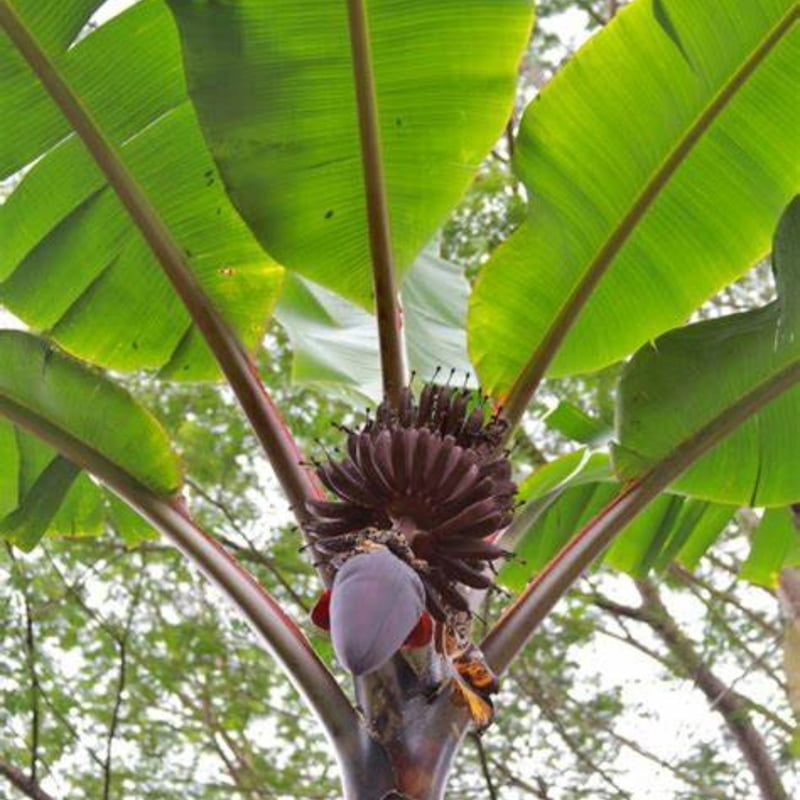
[470,0,799,390]
[276,251,472,400]
[614,198,800,506]
[499,446,737,591]
[0,357,355,798]
[0,331,181,550]
[166,0,534,306]
[741,508,800,587]
[440,159,527,276]
[0,331,181,493]
[1,0,796,571]
[542,400,610,445]
[0,0,283,378]
[0,536,338,799]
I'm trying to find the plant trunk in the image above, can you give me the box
[338,658,468,799]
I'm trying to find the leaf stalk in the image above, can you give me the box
[345,0,407,407]
[0,393,361,752]
[484,358,800,674]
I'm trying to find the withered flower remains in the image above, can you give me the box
[306,381,517,622]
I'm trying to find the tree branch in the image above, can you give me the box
[590,588,794,736]
[574,0,609,27]
[470,733,499,800]
[668,568,787,696]
[592,620,675,671]
[0,760,57,800]
[47,554,300,796]
[636,579,789,800]
[124,504,360,753]
[516,665,632,799]
[345,0,407,406]
[669,564,780,638]
[25,555,110,771]
[186,478,311,611]
[518,655,734,800]
[5,546,42,787]
[598,724,732,800]
[101,640,127,800]
[196,681,271,798]
[488,760,552,799]
[23,602,40,786]
[102,563,143,800]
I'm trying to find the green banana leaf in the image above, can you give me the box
[0,330,181,549]
[504,195,798,590]
[166,0,534,307]
[500,449,736,592]
[276,251,472,400]
[542,401,611,446]
[740,508,800,588]
[614,198,800,506]
[470,0,799,397]
[517,447,614,504]
[0,431,155,550]
[0,0,283,379]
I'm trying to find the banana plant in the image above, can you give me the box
[0,0,798,798]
